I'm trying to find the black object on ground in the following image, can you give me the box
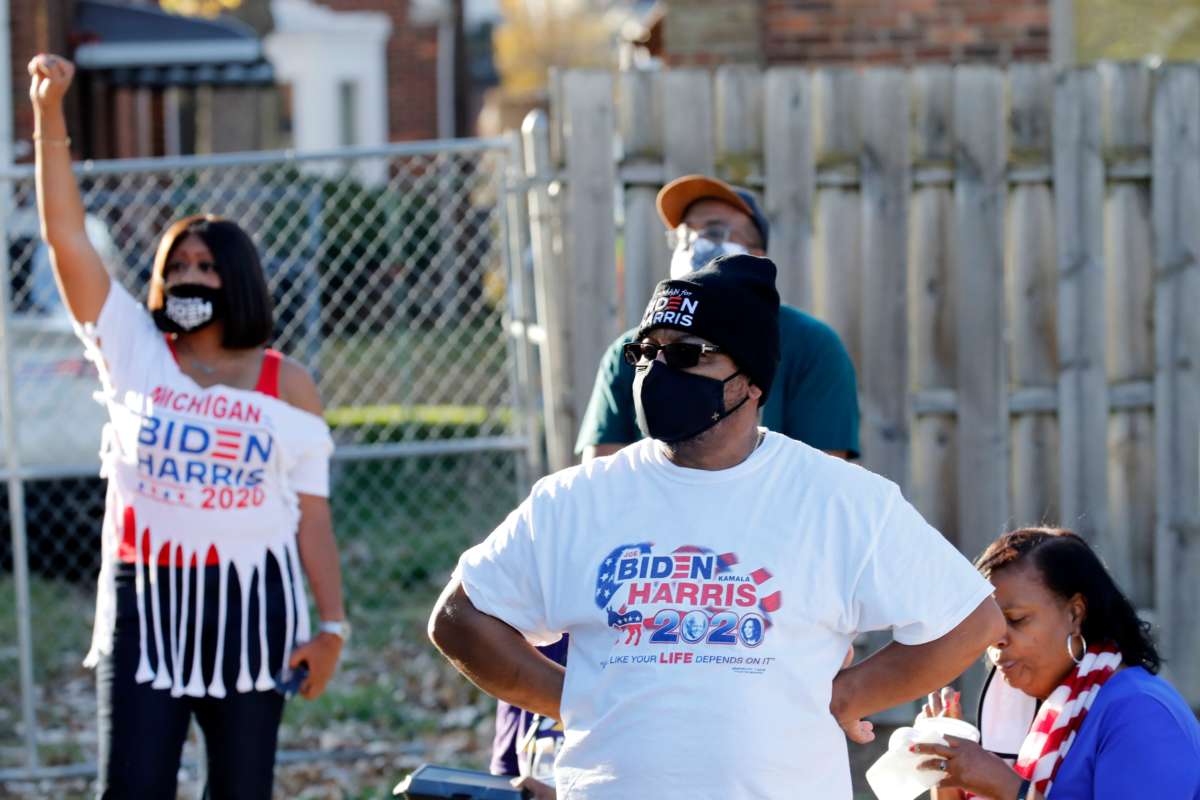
[393,763,524,799]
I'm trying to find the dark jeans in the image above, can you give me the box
[96,559,289,800]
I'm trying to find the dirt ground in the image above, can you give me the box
[1,718,899,799]
[1,632,901,800]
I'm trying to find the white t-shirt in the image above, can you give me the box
[457,432,994,799]
[75,282,333,698]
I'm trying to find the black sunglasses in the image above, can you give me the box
[622,341,723,369]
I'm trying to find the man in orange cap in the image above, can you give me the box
[578,173,860,462]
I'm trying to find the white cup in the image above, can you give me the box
[865,716,981,800]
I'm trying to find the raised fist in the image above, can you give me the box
[28,53,75,110]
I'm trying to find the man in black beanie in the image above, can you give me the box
[489,178,861,783]
[626,254,780,457]
[429,256,1005,799]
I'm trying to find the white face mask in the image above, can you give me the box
[669,238,750,279]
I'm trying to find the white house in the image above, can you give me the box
[264,0,391,179]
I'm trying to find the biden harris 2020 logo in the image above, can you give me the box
[594,542,781,656]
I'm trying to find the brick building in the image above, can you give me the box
[762,0,1050,65]
[9,0,74,161]
[647,0,1052,67]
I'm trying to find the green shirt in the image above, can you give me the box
[574,305,861,457]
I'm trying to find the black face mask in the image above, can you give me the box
[152,284,224,334]
[633,360,751,443]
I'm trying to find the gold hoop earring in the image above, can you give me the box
[1066,632,1087,665]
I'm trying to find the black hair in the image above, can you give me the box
[148,214,274,348]
[975,527,1160,674]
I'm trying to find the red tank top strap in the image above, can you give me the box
[255,349,283,398]
[165,335,180,364]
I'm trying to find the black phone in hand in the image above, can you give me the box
[274,662,308,697]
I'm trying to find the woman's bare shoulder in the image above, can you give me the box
[277,355,323,416]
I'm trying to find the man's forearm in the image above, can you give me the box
[832,597,1003,723]
[428,579,565,720]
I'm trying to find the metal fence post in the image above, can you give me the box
[502,132,546,485]
[300,184,323,370]
[0,185,40,773]
[522,111,574,473]
[0,0,39,767]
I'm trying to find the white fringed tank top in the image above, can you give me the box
[75,282,333,697]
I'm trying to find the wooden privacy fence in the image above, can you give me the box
[518,62,1200,705]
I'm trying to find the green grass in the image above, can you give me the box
[330,451,521,597]
[325,403,513,429]
[316,324,510,413]
[0,575,94,767]
[282,673,441,733]
[0,575,93,684]
[317,325,519,448]
[275,584,459,744]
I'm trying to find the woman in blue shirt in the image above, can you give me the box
[913,528,1200,799]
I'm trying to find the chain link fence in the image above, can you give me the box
[0,139,539,790]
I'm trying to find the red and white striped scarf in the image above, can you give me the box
[1013,643,1122,798]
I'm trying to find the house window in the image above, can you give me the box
[338,80,358,147]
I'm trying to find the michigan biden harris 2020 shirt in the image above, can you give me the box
[456,431,994,799]
[74,281,332,697]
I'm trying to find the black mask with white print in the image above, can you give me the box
[633,359,751,443]
[152,284,224,334]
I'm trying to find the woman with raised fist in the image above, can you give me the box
[29,53,348,799]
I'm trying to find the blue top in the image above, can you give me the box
[1050,667,1200,798]
[574,305,861,457]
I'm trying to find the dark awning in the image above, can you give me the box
[73,0,274,87]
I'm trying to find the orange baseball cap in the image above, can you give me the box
[656,175,770,247]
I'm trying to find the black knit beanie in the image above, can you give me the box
[635,253,781,402]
